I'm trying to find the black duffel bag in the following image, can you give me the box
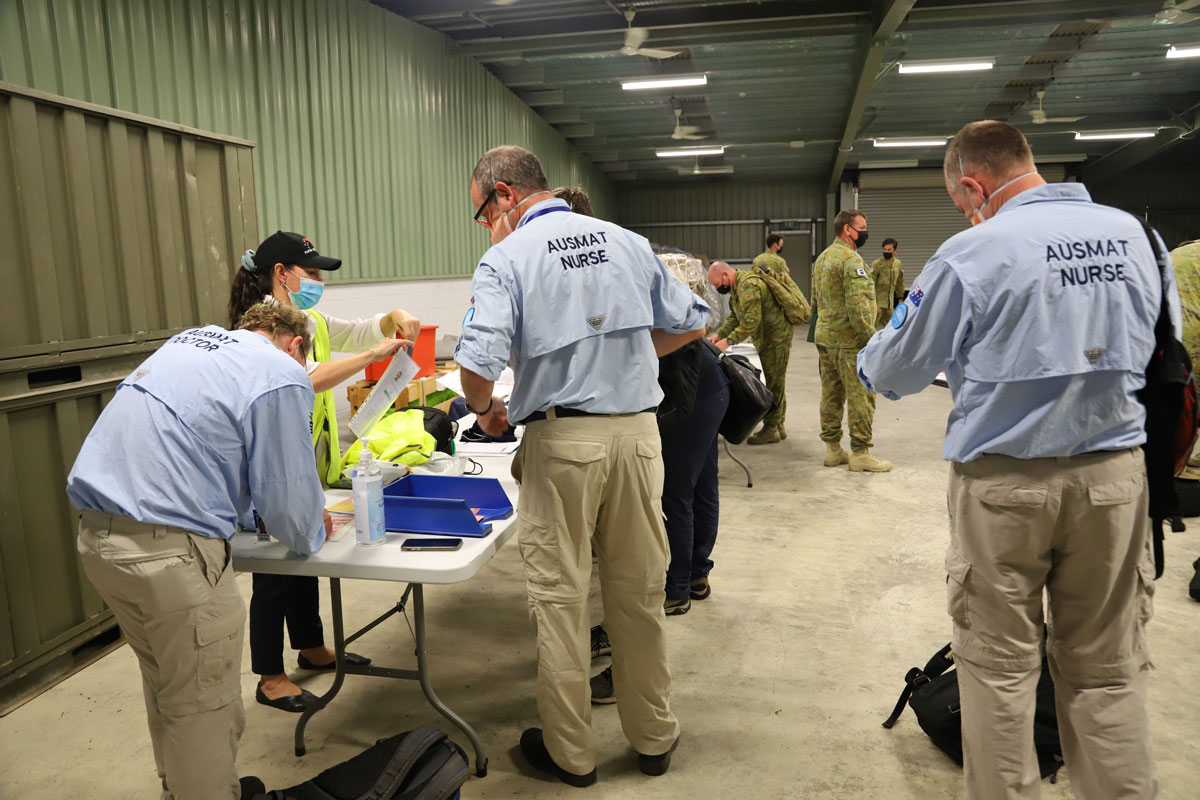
[883,644,1063,781]
[702,339,774,444]
[255,726,469,800]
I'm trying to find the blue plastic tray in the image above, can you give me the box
[382,475,514,538]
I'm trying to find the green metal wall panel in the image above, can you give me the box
[618,181,826,227]
[0,83,258,357]
[0,350,149,684]
[0,0,614,284]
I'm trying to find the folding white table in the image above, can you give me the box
[231,460,519,777]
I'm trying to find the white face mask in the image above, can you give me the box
[958,155,1036,225]
[489,190,552,246]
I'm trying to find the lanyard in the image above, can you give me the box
[517,204,571,228]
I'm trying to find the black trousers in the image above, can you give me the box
[661,380,729,602]
[249,573,324,676]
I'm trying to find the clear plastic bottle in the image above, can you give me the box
[352,443,386,546]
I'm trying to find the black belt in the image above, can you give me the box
[519,406,656,425]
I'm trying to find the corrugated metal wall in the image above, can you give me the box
[1090,169,1200,251]
[2,83,258,357]
[0,0,614,283]
[619,181,825,224]
[617,181,826,263]
[1,82,259,689]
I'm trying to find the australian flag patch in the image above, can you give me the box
[909,284,924,308]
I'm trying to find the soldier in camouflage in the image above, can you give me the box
[708,261,792,445]
[752,234,790,280]
[1172,238,1200,471]
[869,238,905,330]
[812,210,891,472]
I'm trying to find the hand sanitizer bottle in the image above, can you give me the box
[353,442,386,546]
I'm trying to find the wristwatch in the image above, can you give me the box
[466,397,494,417]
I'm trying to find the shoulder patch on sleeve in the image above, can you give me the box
[855,267,868,278]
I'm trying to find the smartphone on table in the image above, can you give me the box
[401,537,463,551]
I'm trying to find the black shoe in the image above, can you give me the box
[690,576,711,601]
[255,684,319,713]
[519,727,597,787]
[637,736,680,777]
[590,666,616,705]
[590,624,611,659]
[297,651,371,670]
[1191,558,1200,602]
[239,776,266,800]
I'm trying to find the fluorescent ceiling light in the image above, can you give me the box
[676,166,734,175]
[1034,153,1087,163]
[898,58,994,74]
[1166,45,1200,59]
[1074,129,1157,141]
[622,74,707,91]
[873,137,947,148]
[857,159,919,169]
[656,145,725,158]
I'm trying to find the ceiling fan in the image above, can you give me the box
[1155,0,1200,24]
[620,11,682,59]
[1028,91,1085,124]
[671,108,707,140]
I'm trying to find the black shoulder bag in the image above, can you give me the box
[701,339,775,444]
[1135,218,1199,578]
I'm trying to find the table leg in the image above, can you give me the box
[294,577,349,757]
[412,584,489,777]
[723,437,753,488]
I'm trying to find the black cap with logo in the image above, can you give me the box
[252,231,342,271]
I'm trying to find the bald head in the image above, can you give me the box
[708,261,735,288]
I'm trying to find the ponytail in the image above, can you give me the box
[228,249,275,327]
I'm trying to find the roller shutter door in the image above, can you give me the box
[857,167,1067,285]
[856,187,968,287]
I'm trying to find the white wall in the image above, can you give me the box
[321,277,473,422]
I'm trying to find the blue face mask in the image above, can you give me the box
[286,269,324,310]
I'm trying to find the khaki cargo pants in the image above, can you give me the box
[512,410,680,775]
[946,449,1158,799]
[77,510,246,800]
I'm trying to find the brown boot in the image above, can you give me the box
[849,449,892,473]
[747,426,781,445]
[778,423,787,440]
[824,442,849,467]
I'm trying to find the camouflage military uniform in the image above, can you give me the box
[869,255,904,330]
[1172,241,1200,368]
[813,239,876,450]
[752,250,789,280]
[715,270,792,430]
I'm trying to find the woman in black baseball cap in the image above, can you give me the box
[228,231,420,713]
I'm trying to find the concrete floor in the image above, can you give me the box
[2,330,1197,798]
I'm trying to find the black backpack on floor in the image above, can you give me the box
[883,644,1063,781]
[255,727,469,800]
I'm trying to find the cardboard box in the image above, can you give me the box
[346,380,375,418]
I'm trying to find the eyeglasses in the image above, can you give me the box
[473,159,506,230]
[473,188,497,230]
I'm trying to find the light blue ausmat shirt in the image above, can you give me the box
[857,182,1181,463]
[455,198,711,423]
[67,326,326,554]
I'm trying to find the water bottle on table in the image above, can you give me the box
[353,441,386,546]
